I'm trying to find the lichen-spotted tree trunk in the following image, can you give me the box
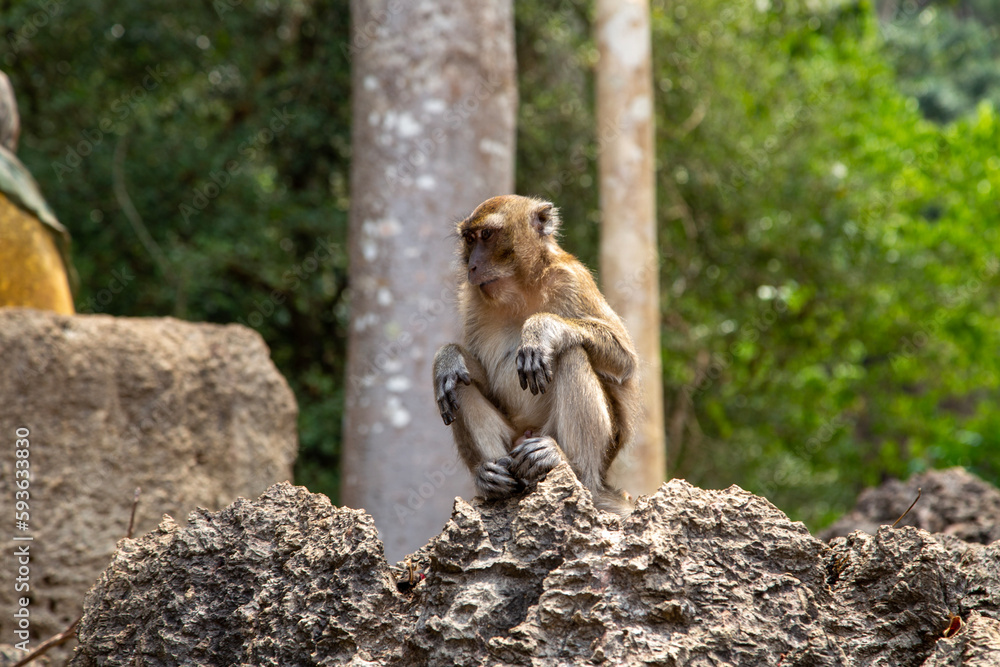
[342,0,517,562]
[595,0,667,495]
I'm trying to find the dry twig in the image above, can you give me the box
[891,487,922,528]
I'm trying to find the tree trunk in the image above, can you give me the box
[342,0,517,563]
[595,0,666,496]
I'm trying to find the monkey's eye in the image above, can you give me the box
[481,229,493,241]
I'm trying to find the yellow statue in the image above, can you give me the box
[0,71,76,314]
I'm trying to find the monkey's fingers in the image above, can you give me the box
[533,356,549,393]
[476,460,523,499]
[516,351,529,391]
[509,436,562,484]
[517,347,547,394]
[526,360,539,395]
[437,395,455,425]
[534,354,551,394]
[439,400,455,426]
[436,374,465,424]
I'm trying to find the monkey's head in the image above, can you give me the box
[456,195,561,302]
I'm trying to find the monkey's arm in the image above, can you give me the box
[516,314,637,394]
[433,343,489,425]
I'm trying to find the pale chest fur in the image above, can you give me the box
[472,320,553,434]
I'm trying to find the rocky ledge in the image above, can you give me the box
[70,466,1000,666]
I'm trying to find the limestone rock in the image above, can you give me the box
[921,612,1000,667]
[0,308,298,661]
[821,467,1000,543]
[71,467,1000,666]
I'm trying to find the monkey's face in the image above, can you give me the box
[461,222,512,299]
[457,195,561,302]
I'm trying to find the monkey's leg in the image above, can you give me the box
[512,346,613,494]
[451,383,523,499]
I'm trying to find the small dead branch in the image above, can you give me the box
[891,487,922,528]
[12,616,80,667]
[126,486,142,539]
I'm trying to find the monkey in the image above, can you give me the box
[432,194,641,515]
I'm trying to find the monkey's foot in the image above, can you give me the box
[508,436,562,486]
[511,429,536,449]
[475,458,524,499]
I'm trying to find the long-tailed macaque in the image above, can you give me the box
[433,195,640,514]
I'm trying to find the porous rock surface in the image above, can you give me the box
[821,467,1000,544]
[71,468,1000,666]
[0,308,298,660]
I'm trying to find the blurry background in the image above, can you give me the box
[6,0,1000,531]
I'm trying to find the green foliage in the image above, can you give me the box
[652,0,1000,526]
[881,0,1000,123]
[6,0,352,500]
[9,0,1000,528]
[514,0,601,264]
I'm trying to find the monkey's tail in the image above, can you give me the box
[595,486,635,517]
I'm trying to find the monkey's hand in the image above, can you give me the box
[509,436,563,486]
[433,344,472,425]
[475,457,525,499]
[515,335,556,395]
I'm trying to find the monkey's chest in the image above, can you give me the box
[480,337,553,432]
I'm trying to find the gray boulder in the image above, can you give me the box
[821,467,1000,544]
[0,308,298,662]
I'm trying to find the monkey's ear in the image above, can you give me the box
[531,202,560,236]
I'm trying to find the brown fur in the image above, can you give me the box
[433,195,641,514]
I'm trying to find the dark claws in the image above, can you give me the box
[516,346,552,396]
[476,459,523,499]
[435,369,471,426]
[508,436,562,484]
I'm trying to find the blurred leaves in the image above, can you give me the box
[650,0,1000,526]
[881,0,1000,123]
[7,0,1000,528]
[6,0,352,500]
